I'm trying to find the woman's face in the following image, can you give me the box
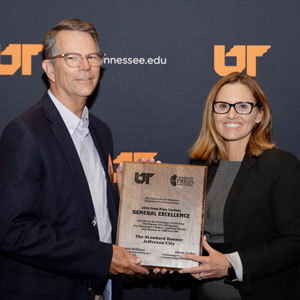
[213,82,263,154]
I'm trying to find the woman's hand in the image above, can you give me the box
[179,237,230,280]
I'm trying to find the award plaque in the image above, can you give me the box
[117,162,207,269]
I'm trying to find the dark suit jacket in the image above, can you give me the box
[192,148,300,299]
[0,93,122,300]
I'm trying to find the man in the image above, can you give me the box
[0,19,148,300]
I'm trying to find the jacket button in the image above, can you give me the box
[88,287,94,294]
[227,242,233,249]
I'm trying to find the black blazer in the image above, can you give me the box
[0,94,122,300]
[192,148,300,299]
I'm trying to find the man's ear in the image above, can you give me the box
[42,60,55,82]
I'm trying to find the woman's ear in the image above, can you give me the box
[255,108,263,124]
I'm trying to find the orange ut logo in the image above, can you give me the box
[214,45,271,77]
[113,152,158,183]
[0,44,43,75]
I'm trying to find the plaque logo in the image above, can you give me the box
[170,174,194,187]
[113,152,158,183]
[135,172,154,184]
[170,175,177,186]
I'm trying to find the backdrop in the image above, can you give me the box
[1,0,300,299]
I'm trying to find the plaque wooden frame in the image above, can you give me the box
[117,162,207,270]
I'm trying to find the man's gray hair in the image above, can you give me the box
[42,18,99,61]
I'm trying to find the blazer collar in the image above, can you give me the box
[223,155,256,229]
[89,122,109,177]
[41,94,97,224]
[89,121,118,219]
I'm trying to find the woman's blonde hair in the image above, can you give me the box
[189,72,275,164]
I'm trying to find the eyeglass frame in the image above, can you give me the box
[213,101,262,115]
[49,52,105,67]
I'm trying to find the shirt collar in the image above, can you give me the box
[48,90,89,135]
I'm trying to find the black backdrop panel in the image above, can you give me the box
[1,1,300,299]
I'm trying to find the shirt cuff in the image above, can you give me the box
[225,252,243,281]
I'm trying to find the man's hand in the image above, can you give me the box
[109,245,149,276]
[153,268,174,275]
[179,237,230,280]
[116,162,124,194]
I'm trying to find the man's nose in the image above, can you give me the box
[80,56,91,70]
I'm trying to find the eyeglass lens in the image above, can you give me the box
[64,53,102,67]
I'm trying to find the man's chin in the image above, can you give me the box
[75,87,97,98]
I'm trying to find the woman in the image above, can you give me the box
[179,72,300,299]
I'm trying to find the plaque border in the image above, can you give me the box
[116,162,207,270]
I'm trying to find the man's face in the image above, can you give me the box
[46,30,100,104]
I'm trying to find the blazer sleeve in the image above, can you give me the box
[0,120,112,292]
[238,151,300,293]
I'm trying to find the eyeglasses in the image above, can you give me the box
[213,101,261,115]
[50,52,104,67]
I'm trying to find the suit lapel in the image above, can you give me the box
[89,121,119,241]
[41,94,96,223]
[89,124,109,177]
[223,156,256,229]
